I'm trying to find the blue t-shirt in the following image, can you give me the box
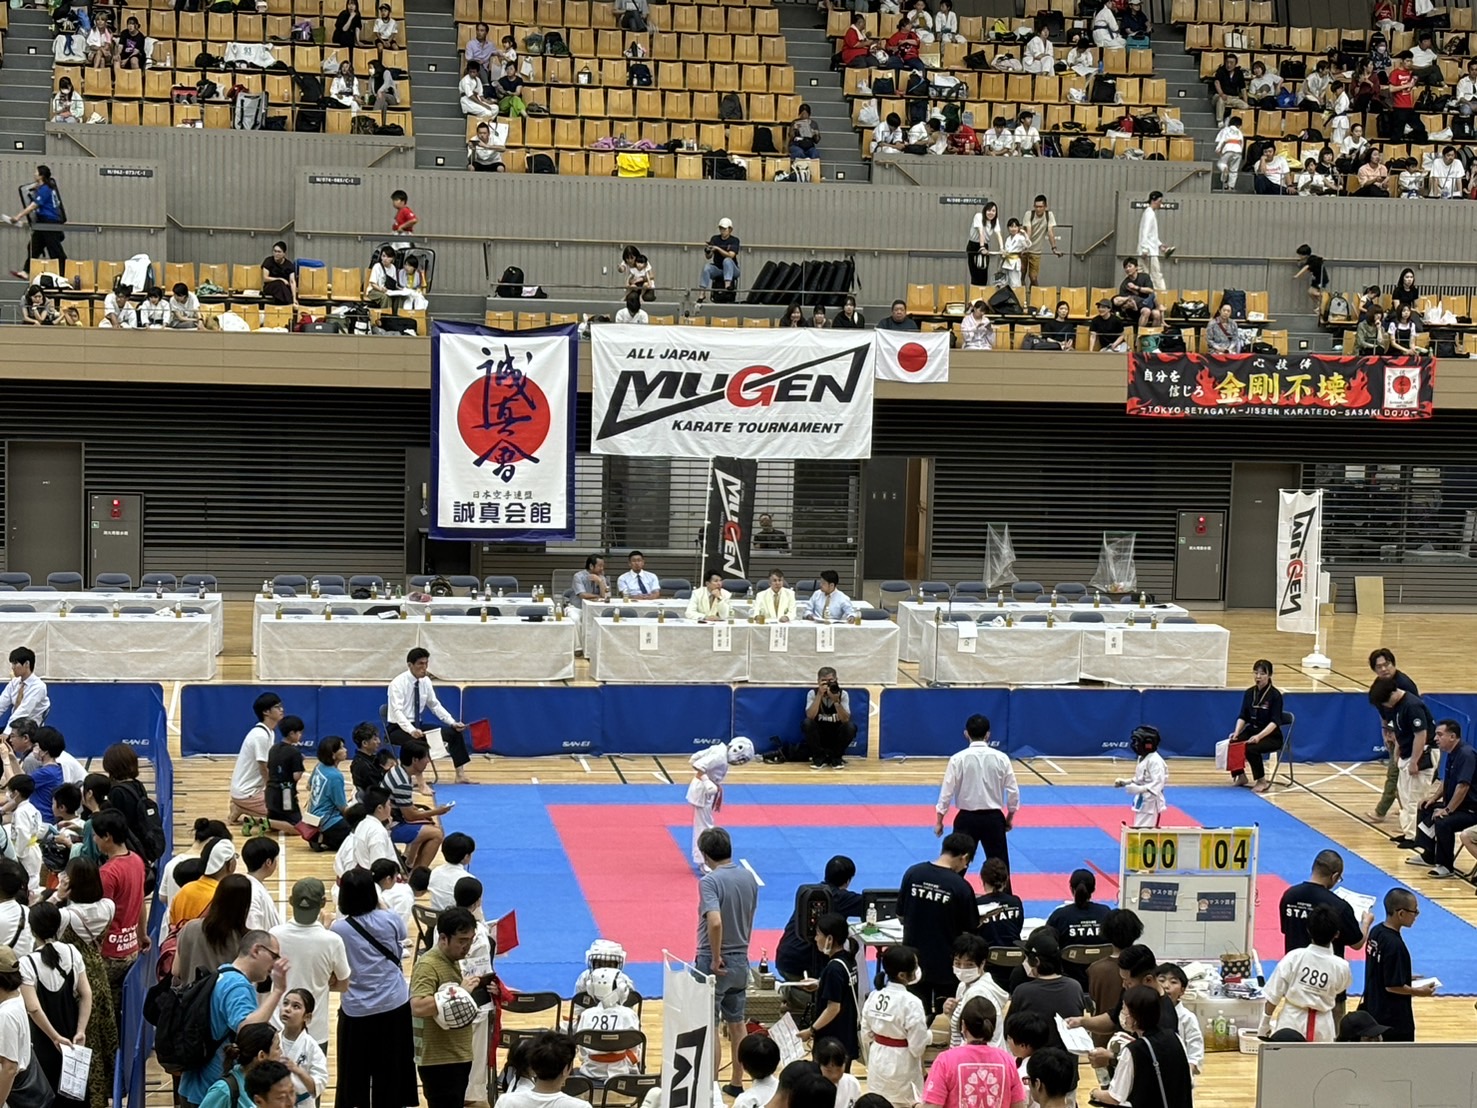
[331,910,410,1017]
[308,765,347,830]
[179,967,259,1104]
[196,1065,254,1108]
[34,184,61,224]
[1441,741,1477,811]
[29,764,63,819]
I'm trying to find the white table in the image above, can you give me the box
[919,619,1229,688]
[4,592,225,654]
[0,611,216,681]
[744,621,899,686]
[588,617,750,684]
[255,612,576,682]
[580,597,873,657]
[898,599,1189,662]
[251,596,555,655]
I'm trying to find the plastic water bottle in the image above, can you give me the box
[111,601,121,618]
[1139,591,1147,608]
[866,904,878,928]
[1050,588,1058,608]
[155,580,164,598]
[262,578,271,598]
[1094,591,1101,608]
[1227,1016,1239,1051]
[197,581,207,600]
[997,589,1005,607]
[480,605,488,623]
[173,600,183,619]
[311,578,320,598]
[1212,1010,1228,1051]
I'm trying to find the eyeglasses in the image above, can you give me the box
[255,944,282,962]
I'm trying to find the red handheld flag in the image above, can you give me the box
[469,718,493,753]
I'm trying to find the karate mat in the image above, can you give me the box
[441,782,1477,996]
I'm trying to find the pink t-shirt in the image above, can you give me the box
[921,1043,1026,1108]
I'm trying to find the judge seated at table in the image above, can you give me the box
[571,553,610,608]
[752,569,796,623]
[616,550,661,600]
[685,571,732,622]
[804,570,855,622]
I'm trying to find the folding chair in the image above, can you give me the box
[1268,711,1296,787]
[504,990,564,1028]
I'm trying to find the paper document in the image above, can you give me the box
[60,1044,93,1100]
[1412,976,1442,991]
[769,1013,808,1068]
[1055,1015,1095,1055]
[1332,886,1376,919]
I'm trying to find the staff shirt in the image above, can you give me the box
[1362,922,1414,1040]
[0,675,48,728]
[387,670,457,733]
[1279,880,1362,957]
[937,741,1020,817]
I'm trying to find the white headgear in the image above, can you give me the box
[586,939,627,971]
[433,982,481,1030]
[727,736,755,765]
[588,966,630,1007]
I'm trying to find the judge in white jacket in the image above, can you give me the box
[685,571,732,622]
[751,570,796,622]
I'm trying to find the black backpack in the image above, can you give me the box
[543,31,569,56]
[751,126,777,155]
[146,967,241,1074]
[1068,135,1097,158]
[112,778,167,863]
[295,72,323,104]
[719,92,743,121]
[496,266,526,297]
[626,61,652,86]
[871,76,895,97]
[529,153,556,174]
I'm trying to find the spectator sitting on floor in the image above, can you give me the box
[877,299,920,332]
[959,301,995,350]
[458,61,498,117]
[50,77,84,124]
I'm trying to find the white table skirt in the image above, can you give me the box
[589,618,750,684]
[744,622,899,686]
[1,611,217,681]
[898,599,1190,662]
[919,620,1228,688]
[418,617,576,682]
[251,596,554,655]
[5,592,225,654]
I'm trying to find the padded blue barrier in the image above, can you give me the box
[42,683,166,758]
[1426,693,1477,741]
[1282,692,1392,764]
[1139,689,1247,758]
[181,685,320,755]
[461,687,602,757]
[601,684,734,755]
[877,688,1010,758]
[733,686,871,757]
[1009,688,1144,758]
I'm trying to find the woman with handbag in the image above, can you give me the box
[966,200,1003,286]
[0,943,51,1108]
[1089,986,1194,1108]
[19,901,91,1108]
[330,867,417,1108]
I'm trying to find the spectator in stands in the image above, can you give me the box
[1023,27,1053,74]
[1373,0,1402,35]
[832,296,865,328]
[966,200,1003,286]
[1065,36,1097,78]
[1455,60,1477,127]
[1253,144,1293,194]
[1387,52,1422,141]
[1293,244,1330,309]
[981,117,1012,157]
[261,242,298,306]
[1295,157,1336,196]
[613,291,648,324]
[465,24,497,86]
[21,286,58,326]
[1349,60,1381,113]
[99,285,137,329]
[367,60,399,110]
[117,15,146,69]
[167,282,202,329]
[1212,53,1249,123]
[493,63,524,114]
[947,115,981,155]
[332,0,364,49]
[1022,196,1061,290]
[1038,301,1075,349]
[50,77,84,124]
[467,121,506,172]
[85,12,114,70]
[1386,304,1422,353]
[934,0,963,43]
[1355,146,1389,195]
[698,218,741,300]
[780,303,810,328]
[1214,115,1244,190]
[1397,159,1424,199]
[373,3,399,46]
[1355,308,1388,353]
[1091,1,1123,48]
[1391,267,1420,311]
[959,302,995,350]
[906,0,934,42]
[1206,303,1243,354]
[367,246,401,309]
[1089,300,1126,352]
[885,18,926,71]
[877,299,920,332]
[997,219,1029,288]
[1339,124,1370,170]
[839,14,873,67]
[1116,259,1162,329]
[810,307,829,328]
[7,165,67,280]
[1136,191,1168,290]
[1246,60,1281,108]
[789,104,821,160]
[1014,111,1041,155]
[499,34,518,68]
[138,286,169,327]
[1409,32,1443,86]
[1300,59,1332,108]
[873,112,907,154]
[331,60,366,111]
[1122,0,1150,41]
[1428,146,1466,198]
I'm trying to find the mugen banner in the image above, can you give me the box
[591,326,875,458]
[701,456,758,581]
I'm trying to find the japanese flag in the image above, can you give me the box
[873,330,950,383]
[1384,365,1421,410]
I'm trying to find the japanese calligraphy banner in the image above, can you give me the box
[1126,353,1435,420]
[701,456,758,582]
[591,326,875,458]
[430,321,577,541]
[1275,489,1322,635]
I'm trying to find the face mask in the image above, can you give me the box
[904,969,923,986]
[954,966,981,984]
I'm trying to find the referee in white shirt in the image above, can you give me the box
[934,714,1020,875]
[386,648,473,785]
[1,648,49,737]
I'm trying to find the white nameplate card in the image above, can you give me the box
[638,624,659,651]
[712,623,732,652]
[769,623,789,652]
[956,620,977,652]
[1104,628,1123,655]
[816,623,835,653]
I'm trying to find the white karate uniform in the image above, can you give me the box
[686,745,731,866]
[1175,1001,1204,1072]
[948,973,1010,1049]
[1215,124,1244,188]
[860,982,928,1106]
[576,1003,642,1081]
[1125,751,1168,827]
[1262,942,1350,1042]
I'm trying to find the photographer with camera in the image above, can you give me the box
[802,667,856,771]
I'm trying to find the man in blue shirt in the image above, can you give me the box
[803,570,855,622]
[1411,719,1477,878]
[179,930,290,1106]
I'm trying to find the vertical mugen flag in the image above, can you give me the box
[661,953,715,1108]
[431,322,577,541]
[701,457,757,581]
[1275,489,1321,634]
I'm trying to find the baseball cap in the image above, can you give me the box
[204,839,237,876]
[1021,930,1061,960]
[718,217,733,229]
[0,947,18,974]
[1337,1010,1390,1041]
[290,877,327,923]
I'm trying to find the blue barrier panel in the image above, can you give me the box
[1425,693,1477,740]
[1140,689,1247,758]
[42,683,166,758]
[877,688,1011,758]
[1282,691,1388,763]
[461,687,603,757]
[181,684,321,756]
[601,685,733,754]
[733,686,870,757]
[1008,688,1142,758]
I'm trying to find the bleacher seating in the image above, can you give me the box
[49,0,414,133]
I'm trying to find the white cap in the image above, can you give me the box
[204,840,237,875]
[718,217,733,229]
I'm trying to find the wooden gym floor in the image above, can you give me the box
[144,605,1477,1107]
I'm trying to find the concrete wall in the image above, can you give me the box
[0,153,167,266]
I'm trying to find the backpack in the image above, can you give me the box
[351,115,378,134]
[964,50,991,69]
[146,966,243,1074]
[294,72,323,104]
[1068,135,1097,157]
[1089,76,1117,103]
[626,61,652,87]
[1327,293,1351,319]
[529,153,556,174]
[1220,288,1247,319]
[195,51,223,69]
[718,92,743,121]
[232,91,267,130]
[376,122,404,136]
[543,31,569,56]
[751,125,777,155]
[113,778,167,863]
[497,266,526,297]
[1157,328,1186,353]
[871,76,895,97]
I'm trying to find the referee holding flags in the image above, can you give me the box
[934,714,1020,873]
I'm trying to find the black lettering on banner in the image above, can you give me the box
[667,1025,708,1108]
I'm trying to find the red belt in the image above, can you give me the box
[873,1034,909,1048]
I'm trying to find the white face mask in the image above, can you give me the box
[954,966,981,984]
[899,969,922,986]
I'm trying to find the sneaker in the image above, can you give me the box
[1365,810,1389,823]
[1429,866,1456,877]
[830,759,846,770]
[810,761,826,771]
[8,270,26,280]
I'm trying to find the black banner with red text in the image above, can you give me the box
[1126,353,1435,420]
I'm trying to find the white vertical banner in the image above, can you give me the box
[430,322,577,541]
[661,953,716,1108]
[1276,489,1322,634]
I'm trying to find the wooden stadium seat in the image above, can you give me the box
[145,71,173,100]
[557,150,586,175]
[906,284,936,316]
[113,101,142,126]
[262,304,293,329]
[231,264,263,296]
[330,268,363,302]
[164,263,196,291]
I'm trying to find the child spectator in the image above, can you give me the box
[267,715,307,833]
[947,934,1009,1048]
[1004,1010,1053,1097]
[861,944,929,1107]
[575,966,641,1082]
[798,914,860,1064]
[732,1034,781,1108]
[332,803,368,888]
[815,1039,860,1108]
[372,856,414,948]
[1025,1047,1076,1108]
[167,282,202,329]
[391,189,418,237]
[497,1031,587,1108]
[0,861,32,956]
[923,996,1025,1108]
[307,737,351,853]
[428,832,478,912]
[279,989,330,1106]
[5,776,42,893]
[1000,219,1029,288]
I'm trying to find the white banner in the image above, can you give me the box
[430,322,577,541]
[1275,489,1322,634]
[661,953,716,1108]
[874,329,950,383]
[591,326,875,458]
